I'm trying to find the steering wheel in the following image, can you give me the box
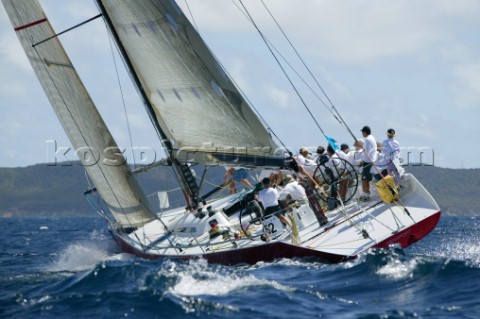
[313,157,359,203]
[238,200,264,240]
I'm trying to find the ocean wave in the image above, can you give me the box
[165,259,295,297]
[2,215,480,318]
[48,231,118,273]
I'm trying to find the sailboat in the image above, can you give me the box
[3,0,441,265]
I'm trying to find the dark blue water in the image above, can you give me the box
[1,214,479,319]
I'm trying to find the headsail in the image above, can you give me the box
[2,0,157,228]
[96,0,283,165]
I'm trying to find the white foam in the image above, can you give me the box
[258,258,329,270]
[167,259,294,297]
[50,242,112,272]
[106,253,136,262]
[376,258,418,280]
[49,233,117,272]
[432,236,480,267]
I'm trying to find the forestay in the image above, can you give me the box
[97,0,281,164]
[2,0,157,228]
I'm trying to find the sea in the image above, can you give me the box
[1,214,479,319]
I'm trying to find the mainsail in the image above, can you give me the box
[96,0,283,165]
[2,0,157,228]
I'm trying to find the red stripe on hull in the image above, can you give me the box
[373,211,441,249]
[112,232,351,265]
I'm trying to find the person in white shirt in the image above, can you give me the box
[297,147,316,165]
[279,174,308,203]
[358,126,378,201]
[257,177,281,217]
[338,144,349,161]
[338,143,357,171]
[312,146,326,163]
[382,128,400,159]
[352,139,364,170]
[337,144,354,201]
[295,147,317,180]
[380,128,404,183]
[324,145,342,179]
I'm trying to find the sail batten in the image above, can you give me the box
[98,0,283,164]
[2,0,157,228]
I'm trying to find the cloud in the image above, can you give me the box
[1,0,480,168]
[453,62,480,110]
[159,0,480,168]
[0,30,31,72]
[0,6,33,99]
[177,0,257,33]
[225,58,251,94]
[264,83,291,109]
[184,0,480,66]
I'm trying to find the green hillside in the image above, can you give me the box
[404,165,480,215]
[0,163,477,217]
[0,164,90,216]
[0,162,227,217]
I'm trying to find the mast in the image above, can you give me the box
[94,0,296,208]
[95,0,200,208]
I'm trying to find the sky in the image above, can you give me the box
[1,0,479,169]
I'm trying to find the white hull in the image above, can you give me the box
[110,173,441,265]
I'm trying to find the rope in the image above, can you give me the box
[258,1,341,122]
[257,0,365,143]
[288,214,301,245]
[229,0,339,123]
[106,29,137,168]
[350,199,398,233]
[23,18,143,234]
[312,237,365,249]
[336,197,372,239]
[357,143,413,224]
[101,18,176,234]
[185,0,290,152]
[183,0,199,30]
[238,0,326,136]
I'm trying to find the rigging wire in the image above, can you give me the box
[255,3,413,219]
[238,0,326,136]
[98,4,171,162]
[183,0,199,30]
[106,26,137,169]
[98,3,181,207]
[183,1,290,152]
[29,45,141,234]
[259,0,359,142]
[229,0,338,121]
[238,2,412,221]
[12,3,143,229]
[260,1,338,117]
